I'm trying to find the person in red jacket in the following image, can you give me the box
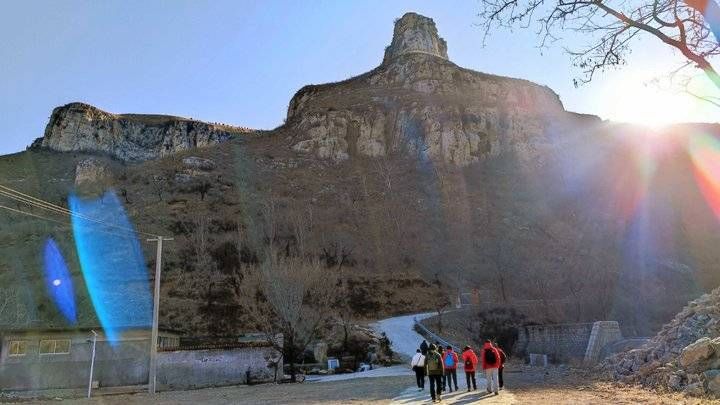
[481,339,501,395]
[461,346,479,391]
[442,345,459,392]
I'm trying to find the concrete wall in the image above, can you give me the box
[516,323,594,362]
[583,321,623,364]
[0,331,150,390]
[157,345,282,389]
[1,331,282,391]
[516,321,626,364]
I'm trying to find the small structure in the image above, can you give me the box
[0,326,179,391]
[0,328,282,391]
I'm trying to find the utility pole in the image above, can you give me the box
[87,330,98,399]
[146,236,173,394]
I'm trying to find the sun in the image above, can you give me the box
[595,69,718,128]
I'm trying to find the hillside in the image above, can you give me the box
[1,12,720,337]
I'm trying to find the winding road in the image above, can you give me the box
[310,311,515,403]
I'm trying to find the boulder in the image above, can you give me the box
[704,369,720,394]
[680,337,715,367]
[685,382,706,396]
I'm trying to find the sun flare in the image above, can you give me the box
[597,70,718,128]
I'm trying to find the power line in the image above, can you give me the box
[0,184,157,237]
[0,184,148,235]
[0,204,145,240]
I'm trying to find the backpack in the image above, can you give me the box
[444,352,456,368]
[427,352,443,372]
[464,357,473,368]
[484,348,497,364]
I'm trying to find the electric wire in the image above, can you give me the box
[0,185,153,236]
[0,184,157,237]
[0,204,146,240]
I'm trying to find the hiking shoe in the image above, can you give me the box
[494,391,499,395]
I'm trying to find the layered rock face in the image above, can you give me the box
[382,12,448,63]
[40,103,251,161]
[285,12,570,166]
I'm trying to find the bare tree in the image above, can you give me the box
[185,217,214,272]
[479,0,720,97]
[238,203,336,382]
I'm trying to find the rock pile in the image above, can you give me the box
[602,288,720,396]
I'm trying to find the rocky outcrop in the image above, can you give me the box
[40,103,252,161]
[601,288,720,397]
[74,157,111,186]
[382,12,448,63]
[284,12,575,166]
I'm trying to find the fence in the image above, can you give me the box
[413,316,462,353]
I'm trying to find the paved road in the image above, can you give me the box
[371,312,435,359]
[308,312,433,383]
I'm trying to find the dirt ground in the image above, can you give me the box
[505,363,718,404]
[21,363,720,404]
[28,376,409,405]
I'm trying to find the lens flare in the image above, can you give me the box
[69,190,152,343]
[689,133,720,220]
[42,238,77,324]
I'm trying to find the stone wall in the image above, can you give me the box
[157,345,282,389]
[516,323,595,363]
[516,321,626,364]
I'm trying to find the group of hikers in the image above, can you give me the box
[410,339,507,402]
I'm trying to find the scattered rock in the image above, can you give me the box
[174,173,192,183]
[602,287,720,397]
[74,157,110,185]
[182,156,215,171]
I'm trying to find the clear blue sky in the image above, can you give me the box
[1,0,717,155]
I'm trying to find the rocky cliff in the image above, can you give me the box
[39,102,252,161]
[285,12,573,166]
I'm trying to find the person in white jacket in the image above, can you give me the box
[411,349,426,391]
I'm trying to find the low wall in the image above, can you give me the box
[516,321,625,364]
[583,321,623,364]
[516,323,594,362]
[157,345,281,389]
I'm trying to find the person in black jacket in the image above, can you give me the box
[496,344,508,389]
[420,340,429,356]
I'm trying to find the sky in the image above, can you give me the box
[1,0,718,155]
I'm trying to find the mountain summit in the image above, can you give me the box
[284,12,576,166]
[383,12,449,63]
